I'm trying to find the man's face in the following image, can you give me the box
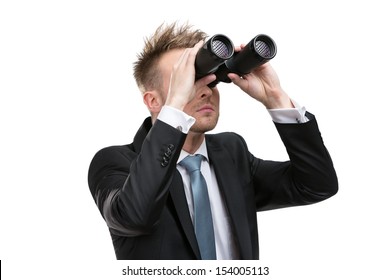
[158,49,220,133]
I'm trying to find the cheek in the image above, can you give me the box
[212,89,220,101]
[183,98,199,115]
[213,93,220,109]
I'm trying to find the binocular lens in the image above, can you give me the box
[255,40,272,58]
[212,40,232,59]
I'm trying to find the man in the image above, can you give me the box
[88,22,338,260]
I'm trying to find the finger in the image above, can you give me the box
[195,74,216,88]
[184,40,204,67]
[228,73,247,90]
[193,40,205,52]
[228,73,241,83]
[173,40,204,70]
[234,44,246,52]
[173,48,190,70]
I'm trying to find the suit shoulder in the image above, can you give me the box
[93,144,133,158]
[93,142,135,162]
[89,144,135,171]
[88,144,135,188]
[208,131,245,142]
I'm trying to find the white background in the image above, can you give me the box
[1,0,389,279]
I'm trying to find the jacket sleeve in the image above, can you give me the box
[88,120,186,236]
[252,112,338,211]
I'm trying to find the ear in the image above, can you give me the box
[143,90,163,115]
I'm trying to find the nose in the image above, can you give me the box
[198,85,214,99]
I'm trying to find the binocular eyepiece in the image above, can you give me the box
[195,34,277,87]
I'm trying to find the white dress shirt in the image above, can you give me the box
[177,141,240,259]
[157,102,308,259]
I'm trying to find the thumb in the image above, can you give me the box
[228,73,248,91]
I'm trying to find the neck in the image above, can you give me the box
[182,131,205,154]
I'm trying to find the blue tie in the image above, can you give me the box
[180,154,216,260]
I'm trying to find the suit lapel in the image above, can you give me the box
[169,170,201,259]
[133,118,201,259]
[206,135,253,259]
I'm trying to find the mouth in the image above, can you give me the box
[197,104,215,113]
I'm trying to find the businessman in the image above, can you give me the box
[88,22,338,260]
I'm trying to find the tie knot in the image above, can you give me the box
[179,154,203,173]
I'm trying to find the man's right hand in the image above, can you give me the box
[165,40,216,111]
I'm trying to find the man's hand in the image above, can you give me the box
[165,40,216,111]
[227,44,293,109]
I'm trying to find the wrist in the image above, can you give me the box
[264,89,293,109]
[158,105,195,133]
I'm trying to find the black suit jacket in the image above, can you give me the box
[88,113,338,259]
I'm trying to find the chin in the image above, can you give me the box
[191,117,219,133]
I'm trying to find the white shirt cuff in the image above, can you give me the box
[267,100,309,124]
[157,105,195,133]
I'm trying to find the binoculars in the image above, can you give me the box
[195,34,277,87]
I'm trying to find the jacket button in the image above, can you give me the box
[161,159,169,167]
[161,144,174,167]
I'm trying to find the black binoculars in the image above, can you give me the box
[195,34,277,87]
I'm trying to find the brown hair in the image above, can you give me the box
[133,22,207,93]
